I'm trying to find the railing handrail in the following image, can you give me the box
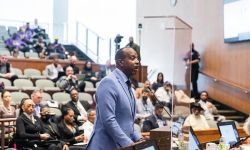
[77,21,106,40]
[200,70,250,94]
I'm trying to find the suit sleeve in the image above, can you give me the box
[97,79,134,147]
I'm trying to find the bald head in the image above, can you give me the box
[70,56,78,64]
[115,47,139,77]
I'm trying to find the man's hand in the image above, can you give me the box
[40,133,50,140]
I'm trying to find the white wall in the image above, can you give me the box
[137,0,194,85]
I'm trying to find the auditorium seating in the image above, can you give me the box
[10,91,30,105]
[52,92,71,105]
[35,79,55,89]
[79,92,93,105]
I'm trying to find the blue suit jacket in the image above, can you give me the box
[86,68,141,150]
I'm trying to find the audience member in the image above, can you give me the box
[63,55,80,74]
[33,36,47,58]
[57,107,85,150]
[63,88,87,126]
[4,33,30,57]
[47,38,66,59]
[198,91,226,122]
[31,89,43,117]
[0,90,16,134]
[40,106,69,150]
[45,56,64,82]
[126,36,141,63]
[135,80,152,99]
[136,88,154,120]
[80,109,96,143]
[142,104,167,132]
[16,98,57,150]
[0,55,18,85]
[183,103,209,130]
[183,43,200,98]
[57,66,85,93]
[82,61,98,88]
[98,59,115,79]
[31,19,47,39]
[155,81,172,112]
[152,72,164,92]
[17,25,33,46]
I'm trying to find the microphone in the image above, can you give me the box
[150,93,172,119]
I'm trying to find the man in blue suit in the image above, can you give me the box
[86,47,142,150]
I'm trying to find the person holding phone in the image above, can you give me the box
[57,107,86,150]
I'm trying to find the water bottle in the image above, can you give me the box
[178,132,184,150]
[218,136,226,150]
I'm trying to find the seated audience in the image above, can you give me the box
[40,106,69,150]
[198,91,226,122]
[136,88,154,120]
[33,36,47,58]
[152,72,164,92]
[142,103,168,132]
[183,103,209,130]
[16,98,58,150]
[135,80,152,99]
[0,55,18,85]
[4,33,29,57]
[63,55,80,75]
[45,56,64,82]
[17,25,33,46]
[47,38,66,59]
[63,88,87,126]
[0,90,16,135]
[80,109,96,143]
[98,59,115,79]
[31,18,47,39]
[57,107,86,150]
[82,61,98,88]
[155,81,172,112]
[57,66,85,93]
[32,89,44,117]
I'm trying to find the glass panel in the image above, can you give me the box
[143,16,192,149]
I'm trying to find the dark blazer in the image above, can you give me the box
[41,120,61,140]
[57,120,83,145]
[63,101,83,126]
[142,114,167,132]
[16,114,44,148]
[0,62,11,74]
[16,114,44,140]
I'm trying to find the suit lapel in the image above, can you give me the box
[22,114,35,125]
[114,70,135,118]
[69,101,81,115]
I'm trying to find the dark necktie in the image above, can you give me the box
[126,80,133,99]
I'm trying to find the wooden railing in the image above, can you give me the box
[8,58,148,82]
[194,127,247,144]
[0,118,16,150]
[200,71,250,94]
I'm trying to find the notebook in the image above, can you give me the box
[189,127,203,150]
[217,121,241,148]
[134,140,159,150]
